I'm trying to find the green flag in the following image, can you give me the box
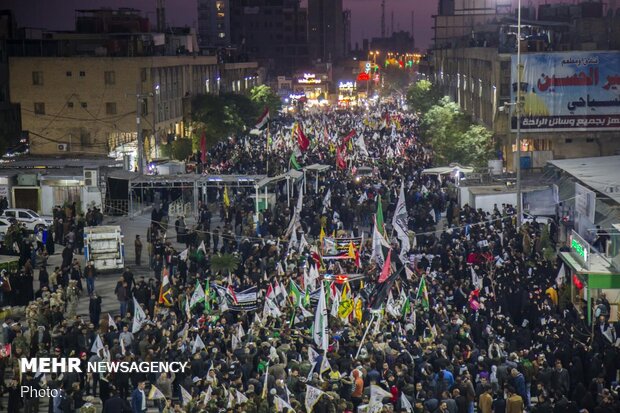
[204,280,212,314]
[416,277,429,311]
[402,297,411,317]
[290,153,301,170]
[376,195,385,235]
[289,280,302,306]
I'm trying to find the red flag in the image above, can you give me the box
[296,124,310,151]
[266,283,274,300]
[342,129,356,146]
[336,146,347,170]
[227,285,239,304]
[200,131,207,164]
[0,343,11,359]
[378,249,392,283]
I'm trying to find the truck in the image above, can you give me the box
[84,226,125,271]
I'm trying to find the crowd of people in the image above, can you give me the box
[1,100,619,413]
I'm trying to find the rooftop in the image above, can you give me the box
[547,156,620,204]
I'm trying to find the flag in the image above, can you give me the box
[223,186,230,208]
[198,241,207,255]
[401,394,413,412]
[471,267,483,290]
[179,248,189,261]
[203,386,213,403]
[319,226,326,246]
[158,269,173,307]
[227,285,239,305]
[261,363,270,399]
[330,292,340,317]
[148,385,166,400]
[556,263,566,286]
[180,385,193,406]
[376,195,385,235]
[392,182,410,260]
[274,395,294,412]
[416,276,429,311]
[354,296,363,323]
[357,134,369,157]
[132,297,147,333]
[255,107,270,129]
[200,131,207,164]
[305,385,325,412]
[378,249,392,283]
[204,280,212,313]
[190,280,206,308]
[107,313,117,330]
[290,153,301,170]
[236,389,249,405]
[299,233,309,252]
[336,145,347,169]
[322,189,332,213]
[371,215,390,266]
[370,384,392,412]
[192,335,206,354]
[313,281,329,351]
[295,124,310,151]
[289,280,302,306]
[91,335,104,354]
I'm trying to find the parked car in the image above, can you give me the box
[0,217,12,241]
[1,208,53,232]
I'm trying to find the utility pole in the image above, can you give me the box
[516,0,523,227]
[132,85,154,175]
[381,0,386,38]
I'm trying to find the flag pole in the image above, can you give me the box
[355,312,376,359]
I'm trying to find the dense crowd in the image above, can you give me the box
[1,101,619,413]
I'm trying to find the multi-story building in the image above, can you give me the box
[9,56,259,160]
[432,1,620,170]
[198,0,231,49]
[230,0,309,77]
[0,10,21,149]
[308,0,346,63]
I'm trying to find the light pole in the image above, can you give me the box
[154,84,160,160]
[516,0,523,227]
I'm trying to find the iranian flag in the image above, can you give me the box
[295,124,310,152]
[255,107,270,129]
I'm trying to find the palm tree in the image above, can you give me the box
[210,253,240,278]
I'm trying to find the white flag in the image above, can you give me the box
[322,189,332,213]
[313,281,328,351]
[298,233,310,252]
[401,394,414,412]
[132,297,147,334]
[555,263,566,286]
[198,241,207,255]
[107,314,117,330]
[192,335,206,354]
[471,267,483,290]
[320,355,331,373]
[148,385,166,400]
[392,182,410,261]
[180,385,192,406]
[227,388,235,408]
[91,335,104,355]
[274,395,294,412]
[236,389,249,405]
[190,281,206,308]
[356,134,369,157]
[179,248,189,261]
[330,293,340,318]
[370,384,392,412]
[264,297,282,318]
[203,386,213,403]
[232,334,241,351]
[304,384,325,412]
[371,215,390,266]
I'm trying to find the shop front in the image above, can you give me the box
[560,229,620,323]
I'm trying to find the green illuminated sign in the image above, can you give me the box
[570,231,590,268]
[571,238,586,259]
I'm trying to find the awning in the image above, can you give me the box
[304,164,331,173]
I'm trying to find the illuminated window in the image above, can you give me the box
[216,1,224,11]
[218,32,225,38]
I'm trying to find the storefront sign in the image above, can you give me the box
[570,230,590,268]
[298,73,321,84]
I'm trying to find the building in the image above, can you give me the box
[197,0,231,49]
[9,56,259,163]
[370,31,415,55]
[0,10,21,150]
[432,1,620,171]
[308,0,346,63]
[229,0,309,77]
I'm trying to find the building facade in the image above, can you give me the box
[433,2,620,170]
[308,0,346,63]
[198,0,231,49]
[9,56,259,161]
[0,10,21,150]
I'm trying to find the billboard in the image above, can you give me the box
[511,52,620,131]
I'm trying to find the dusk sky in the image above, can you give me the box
[5,0,572,51]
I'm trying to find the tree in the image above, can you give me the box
[210,253,240,278]
[172,139,193,161]
[381,67,410,94]
[249,85,282,115]
[406,80,442,115]
[190,93,257,149]
[420,97,493,166]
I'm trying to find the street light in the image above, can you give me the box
[516,0,523,227]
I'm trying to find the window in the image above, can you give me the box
[34,102,45,115]
[216,1,224,11]
[79,71,86,77]
[104,71,116,85]
[141,68,147,82]
[32,71,43,85]
[18,211,30,219]
[67,102,74,109]
[106,102,117,115]
[66,71,72,77]
[81,102,88,108]
[218,32,226,38]
[4,211,14,218]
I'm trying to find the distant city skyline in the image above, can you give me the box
[3,0,599,51]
